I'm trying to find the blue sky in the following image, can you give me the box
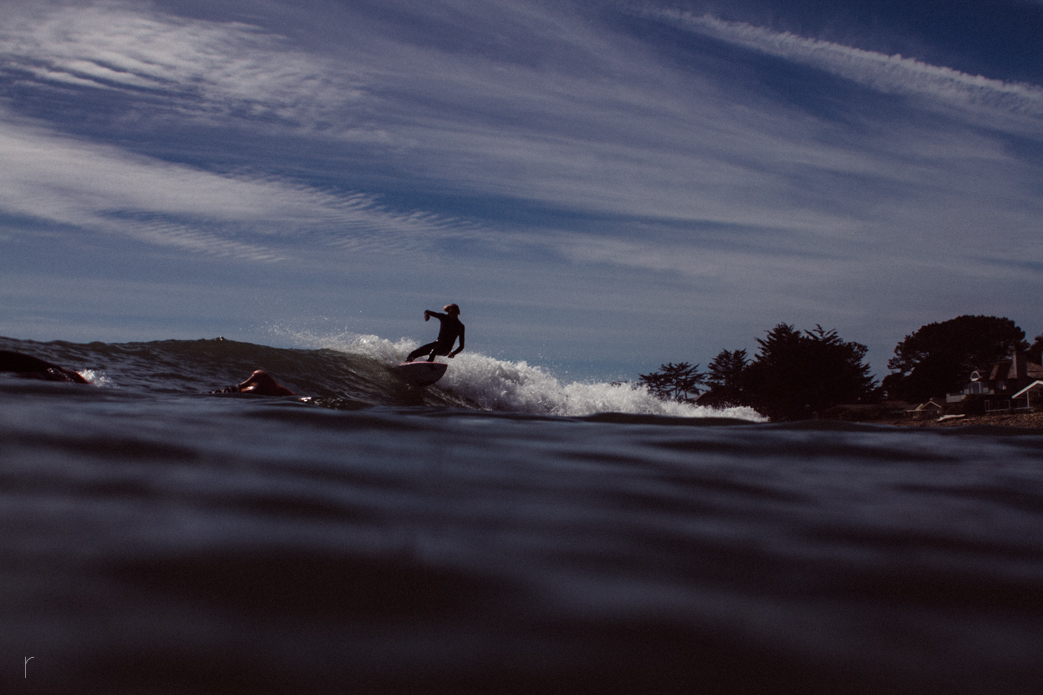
[2,0,1041,381]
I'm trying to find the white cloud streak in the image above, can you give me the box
[644,9,1043,122]
[0,1,363,129]
[0,114,480,260]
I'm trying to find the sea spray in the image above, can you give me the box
[270,326,414,365]
[77,369,111,387]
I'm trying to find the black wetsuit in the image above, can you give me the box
[0,349,88,384]
[407,312,465,362]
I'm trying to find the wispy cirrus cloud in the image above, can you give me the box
[3,1,1039,253]
[642,9,1043,122]
[0,113,482,261]
[0,1,363,130]
[0,1,844,243]
[2,0,1038,274]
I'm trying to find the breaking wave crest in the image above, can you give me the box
[279,329,763,420]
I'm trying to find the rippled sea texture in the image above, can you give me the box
[3,374,1043,694]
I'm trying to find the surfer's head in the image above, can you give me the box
[444,304,460,316]
[237,370,296,396]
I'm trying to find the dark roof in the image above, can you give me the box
[985,354,1043,381]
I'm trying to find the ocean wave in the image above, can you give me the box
[0,333,764,420]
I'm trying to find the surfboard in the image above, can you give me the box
[391,361,448,386]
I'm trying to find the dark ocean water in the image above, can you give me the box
[2,336,1043,694]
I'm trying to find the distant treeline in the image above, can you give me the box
[638,315,1043,422]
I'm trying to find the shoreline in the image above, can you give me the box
[865,412,1043,429]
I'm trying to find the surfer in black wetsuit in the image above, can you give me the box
[407,304,465,363]
[0,349,88,384]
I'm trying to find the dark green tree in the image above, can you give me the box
[638,362,706,404]
[743,324,877,421]
[700,349,751,408]
[1028,333,1043,365]
[882,315,1027,402]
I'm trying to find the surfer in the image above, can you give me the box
[0,349,88,384]
[407,304,465,363]
[211,370,296,396]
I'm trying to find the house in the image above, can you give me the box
[1012,381,1043,410]
[947,351,1043,403]
[985,351,1043,393]
[907,399,945,417]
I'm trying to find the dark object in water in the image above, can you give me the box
[211,369,296,396]
[0,349,88,384]
[391,361,448,386]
